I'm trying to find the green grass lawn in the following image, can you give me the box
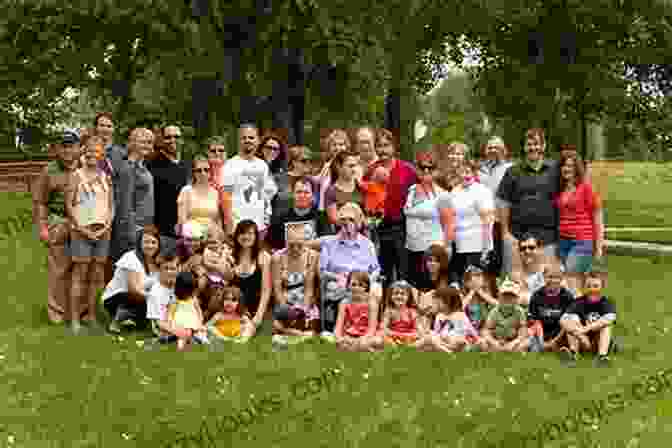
[1,192,672,447]
[606,229,672,245]
[604,162,672,228]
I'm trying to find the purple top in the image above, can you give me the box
[319,233,380,279]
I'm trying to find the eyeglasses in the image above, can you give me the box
[418,165,434,172]
[193,168,210,173]
[520,245,537,252]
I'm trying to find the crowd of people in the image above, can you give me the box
[32,113,616,365]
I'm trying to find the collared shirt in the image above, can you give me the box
[319,233,380,278]
[479,159,513,206]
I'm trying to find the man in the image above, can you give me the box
[222,123,277,236]
[126,129,155,233]
[33,129,83,324]
[497,128,561,275]
[479,136,514,286]
[362,128,418,287]
[146,125,191,238]
[512,233,548,306]
[267,176,326,251]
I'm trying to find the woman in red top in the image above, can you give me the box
[554,156,604,293]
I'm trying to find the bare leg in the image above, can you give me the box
[70,261,89,334]
[596,326,612,356]
[85,260,106,324]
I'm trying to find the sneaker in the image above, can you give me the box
[107,320,122,334]
[559,347,577,367]
[609,338,623,354]
[119,319,137,329]
[70,320,83,336]
[594,355,611,367]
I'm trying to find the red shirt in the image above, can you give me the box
[364,159,418,222]
[554,181,602,240]
[343,303,371,337]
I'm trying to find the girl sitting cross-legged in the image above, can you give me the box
[334,271,384,352]
[415,286,481,352]
[380,280,419,346]
[206,284,255,343]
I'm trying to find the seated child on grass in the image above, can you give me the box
[462,265,498,332]
[481,279,530,352]
[527,264,575,352]
[334,271,384,352]
[146,250,180,344]
[206,285,254,343]
[167,271,209,351]
[380,280,418,345]
[559,272,616,366]
[415,286,480,352]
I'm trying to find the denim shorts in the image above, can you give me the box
[558,239,593,273]
[66,238,111,258]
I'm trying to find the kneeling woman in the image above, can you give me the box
[102,225,161,333]
[271,224,320,344]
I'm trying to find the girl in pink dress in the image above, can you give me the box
[380,281,418,345]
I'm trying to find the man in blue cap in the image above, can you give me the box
[32,129,84,324]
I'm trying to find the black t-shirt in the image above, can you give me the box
[146,156,191,238]
[563,296,616,325]
[267,206,324,250]
[527,287,575,340]
[496,159,560,241]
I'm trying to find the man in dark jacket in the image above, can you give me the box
[146,125,191,238]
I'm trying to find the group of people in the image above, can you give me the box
[33,114,616,365]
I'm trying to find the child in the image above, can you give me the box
[167,271,209,351]
[380,281,418,345]
[334,271,384,352]
[145,250,180,345]
[462,265,498,332]
[206,285,254,343]
[559,272,616,367]
[527,264,575,353]
[482,279,530,352]
[415,286,480,352]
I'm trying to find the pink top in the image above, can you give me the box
[343,302,371,337]
[554,181,601,241]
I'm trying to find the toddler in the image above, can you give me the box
[206,285,254,343]
[416,286,480,352]
[145,251,180,345]
[482,279,529,352]
[167,271,209,351]
[462,265,498,332]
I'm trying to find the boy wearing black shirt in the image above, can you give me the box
[528,265,574,352]
[560,273,616,366]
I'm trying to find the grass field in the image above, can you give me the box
[2,190,672,447]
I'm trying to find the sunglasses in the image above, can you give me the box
[209,149,226,154]
[418,165,434,172]
[520,245,537,252]
[296,158,310,163]
[263,145,280,151]
[165,135,181,140]
[193,168,210,173]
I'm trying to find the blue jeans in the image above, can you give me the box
[558,239,594,273]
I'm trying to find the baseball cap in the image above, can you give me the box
[62,128,80,145]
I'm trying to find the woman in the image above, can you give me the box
[554,156,604,292]
[317,129,351,211]
[435,142,467,191]
[324,151,364,227]
[206,135,228,192]
[285,145,319,206]
[438,160,495,287]
[258,132,288,177]
[102,225,161,333]
[352,126,378,178]
[402,151,445,290]
[227,220,272,336]
[318,202,382,333]
[177,155,223,239]
[64,135,115,334]
[271,223,321,342]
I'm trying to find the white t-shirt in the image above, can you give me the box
[403,184,445,252]
[222,155,277,230]
[101,250,158,302]
[436,183,495,253]
[146,282,176,321]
